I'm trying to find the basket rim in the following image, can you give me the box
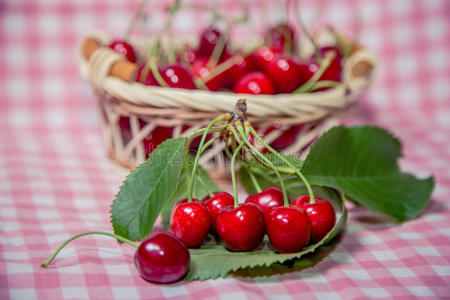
[79,30,377,117]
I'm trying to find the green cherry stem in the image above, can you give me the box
[247,167,263,193]
[248,126,315,204]
[293,51,336,94]
[231,141,245,208]
[234,126,289,207]
[188,115,227,202]
[41,231,138,268]
[149,57,170,88]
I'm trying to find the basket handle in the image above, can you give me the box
[81,36,137,83]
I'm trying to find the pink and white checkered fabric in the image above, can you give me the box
[1,0,449,299]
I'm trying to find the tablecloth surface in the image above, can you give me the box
[1,0,449,299]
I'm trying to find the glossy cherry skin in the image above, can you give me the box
[109,40,137,63]
[177,46,198,65]
[266,55,301,93]
[216,203,265,251]
[265,23,296,54]
[245,186,284,215]
[191,58,225,91]
[222,53,255,85]
[198,28,227,58]
[233,71,275,95]
[317,46,343,82]
[251,46,282,72]
[202,192,235,227]
[134,231,190,283]
[136,65,160,86]
[292,196,336,243]
[170,200,211,248]
[265,206,310,253]
[161,65,197,90]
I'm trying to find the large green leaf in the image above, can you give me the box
[186,186,347,281]
[161,158,219,228]
[301,126,434,222]
[110,138,186,240]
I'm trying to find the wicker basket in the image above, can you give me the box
[79,25,376,177]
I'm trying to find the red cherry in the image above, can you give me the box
[118,116,132,144]
[265,23,296,54]
[109,40,137,63]
[198,28,227,58]
[265,206,310,253]
[191,58,225,91]
[136,65,160,86]
[134,231,190,283]
[216,203,265,251]
[161,65,197,90]
[292,196,336,243]
[245,186,284,215]
[266,55,301,93]
[265,124,304,151]
[170,200,211,248]
[317,46,342,82]
[202,192,235,227]
[233,71,275,95]
[222,53,255,85]
[251,46,282,71]
[177,46,198,65]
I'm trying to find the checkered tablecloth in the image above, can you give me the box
[1,0,449,299]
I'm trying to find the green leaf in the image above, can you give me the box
[185,186,347,281]
[161,157,219,228]
[110,138,186,240]
[301,126,434,222]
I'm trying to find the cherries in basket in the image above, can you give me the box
[109,19,349,94]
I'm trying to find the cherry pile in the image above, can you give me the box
[171,187,335,253]
[108,23,344,95]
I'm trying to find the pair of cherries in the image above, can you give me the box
[170,187,336,253]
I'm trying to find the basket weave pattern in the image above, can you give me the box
[80,32,376,174]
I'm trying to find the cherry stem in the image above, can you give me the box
[233,126,289,207]
[40,231,139,268]
[293,51,336,94]
[295,0,321,60]
[198,55,243,86]
[248,126,315,204]
[198,175,214,197]
[311,80,342,91]
[248,167,263,193]
[149,57,170,87]
[207,33,227,69]
[165,0,181,64]
[231,140,245,208]
[188,115,227,202]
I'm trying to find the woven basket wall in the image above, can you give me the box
[79,29,376,177]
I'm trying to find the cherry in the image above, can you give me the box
[109,40,137,63]
[134,231,190,283]
[266,55,301,93]
[317,46,343,82]
[202,192,235,227]
[191,57,225,91]
[233,71,275,95]
[161,65,197,90]
[118,116,133,144]
[222,53,255,85]
[263,124,304,151]
[216,203,265,251]
[251,46,282,72]
[265,23,296,54]
[198,28,227,58]
[177,46,198,66]
[292,196,336,243]
[136,65,160,86]
[245,186,284,215]
[265,206,310,253]
[170,199,211,248]
[296,46,343,89]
